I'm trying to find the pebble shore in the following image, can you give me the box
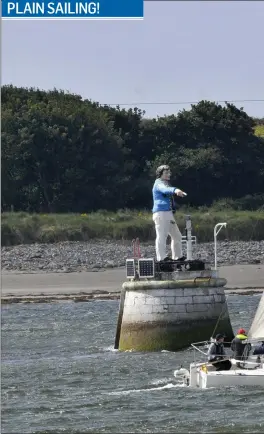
[1,240,263,273]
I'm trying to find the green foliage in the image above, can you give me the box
[255,124,264,137]
[2,209,264,246]
[1,85,264,214]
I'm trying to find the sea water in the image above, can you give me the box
[2,295,263,433]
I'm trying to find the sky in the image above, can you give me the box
[2,1,264,119]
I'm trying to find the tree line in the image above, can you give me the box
[2,85,264,213]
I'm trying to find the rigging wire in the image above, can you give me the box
[104,99,264,107]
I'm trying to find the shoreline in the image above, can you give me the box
[1,288,263,305]
[2,240,263,274]
[1,264,263,304]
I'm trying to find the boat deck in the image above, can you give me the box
[208,369,264,376]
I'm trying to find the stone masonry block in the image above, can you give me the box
[183,288,206,297]
[139,314,156,323]
[159,297,166,304]
[123,306,135,316]
[124,299,134,309]
[160,296,175,305]
[186,304,208,312]
[166,296,176,304]
[145,289,166,297]
[124,292,135,306]
[145,296,154,305]
[141,304,153,314]
[175,296,193,304]
[166,288,184,297]
[208,288,219,295]
[168,304,187,313]
[153,297,163,305]
[192,295,215,304]
[152,304,170,314]
[134,296,146,305]
[214,294,225,303]
[131,304,145,314]
[162,289,179,297]
[150,312,178,323]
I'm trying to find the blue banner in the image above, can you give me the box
[2,0,144,19]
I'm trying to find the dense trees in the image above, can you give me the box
[2,85,264,212]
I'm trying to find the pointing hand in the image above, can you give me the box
[175,189,187,197]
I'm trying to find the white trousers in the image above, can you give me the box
[153,211,182,261]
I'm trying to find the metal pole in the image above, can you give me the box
[132,239,136,258]
[136,238,141,258]
[214,222,227,270]
[185,215,192,260]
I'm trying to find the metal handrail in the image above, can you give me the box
[191,344,208,356]
[214,222,227,270]
[192,340,234,346]
[232,359,262,365]
[191,341,263,363]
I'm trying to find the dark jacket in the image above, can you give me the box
[231,334,251,360]
[253,343,264,355]
[207,341,226,362]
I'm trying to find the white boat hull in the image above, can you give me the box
[174,288,264,389]
[188,361,264,389]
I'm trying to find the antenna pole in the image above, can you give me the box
[136,238,141,258]
[185,215,192,261]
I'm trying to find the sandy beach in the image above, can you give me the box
[1,264,263,304]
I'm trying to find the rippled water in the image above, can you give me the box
[2,295,264,433]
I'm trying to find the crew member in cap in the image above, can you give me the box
[207,333,232,371]
[152,165,186,262]
[231,328,251,366]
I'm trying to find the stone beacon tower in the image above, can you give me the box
[114,218,234,352]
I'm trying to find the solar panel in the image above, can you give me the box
[138,258,155,278]
[126,259,136,279]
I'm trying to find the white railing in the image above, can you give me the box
[214,222,227,270]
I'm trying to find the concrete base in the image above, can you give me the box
[116,273,234,352]
[119,317,232,352]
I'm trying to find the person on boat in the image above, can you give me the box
[207,333,232,371]
[231,328,251,366]
[253,341,264,355]
[152,165,186,262]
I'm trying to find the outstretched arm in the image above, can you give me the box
[175,189,187,197]
[156,181,187,197]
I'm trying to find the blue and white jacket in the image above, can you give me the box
[152,179,178,213]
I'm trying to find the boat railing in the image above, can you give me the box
[191,340,263,366]
[191,340,234,364]
[191,341,210,364]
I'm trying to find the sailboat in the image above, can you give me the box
[174,291,264,388]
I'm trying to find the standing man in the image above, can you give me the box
[152,165,186,262]
[231,328,251,366]
[207,334,232,371]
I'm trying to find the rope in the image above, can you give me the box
[211,294,229,338]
